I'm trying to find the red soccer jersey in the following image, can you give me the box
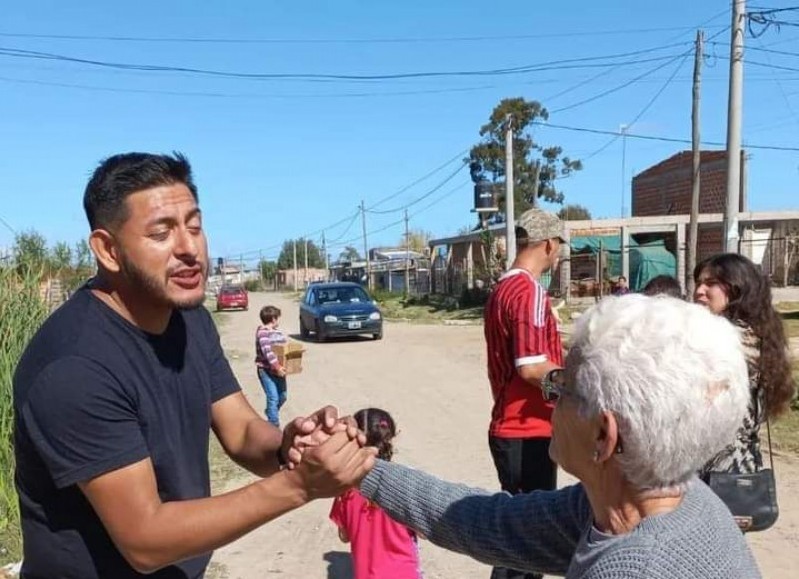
[484,269,564,438]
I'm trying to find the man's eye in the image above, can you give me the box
[148,231,170,241]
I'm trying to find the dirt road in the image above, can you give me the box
[210,291,799,579]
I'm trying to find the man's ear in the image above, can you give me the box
[89,229,122,274]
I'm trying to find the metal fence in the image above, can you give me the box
[740,236,798,287]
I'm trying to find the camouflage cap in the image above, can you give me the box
[515,208,565,244]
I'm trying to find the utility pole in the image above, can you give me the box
[620,124,628,218]
[404,208,410,295]
[723,0,745,253]
[504,114,516,267]
[258,249,264,288]
[292,239,298,292]
[322,231,329,281]
[688,30,704,296]
[304,237,309,287]
[360,200,371,290]
[240,254,244,286]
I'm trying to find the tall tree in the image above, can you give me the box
[259,259,278,282]
[277,238,324,270]
[468,97,582,220]
[73,239,93,272]
[50,241,73,274]
[338,246,361,262]
[13,230,49,276]
[401,229,432,253]
[557,204,592,221]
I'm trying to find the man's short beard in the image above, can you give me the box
[120,255,206,310]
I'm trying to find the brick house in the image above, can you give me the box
[631,150,746,261]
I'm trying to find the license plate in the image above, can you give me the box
[347,321,362,329]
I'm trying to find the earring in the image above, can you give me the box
[592,450,600,462]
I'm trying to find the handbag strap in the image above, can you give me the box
[758,382,775,471]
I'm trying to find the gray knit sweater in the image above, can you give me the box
[360,461,761,578]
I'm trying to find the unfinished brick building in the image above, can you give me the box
[631,150,746,260]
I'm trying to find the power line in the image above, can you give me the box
[367,150,468,210]
[535,121,799,152]
[366,163,467,215]
[0,75,498,99]
[0,26,726,45]
[0,43,692,82]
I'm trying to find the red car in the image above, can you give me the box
[216,285,249,311]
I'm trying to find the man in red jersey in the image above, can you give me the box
[484,208,566,579]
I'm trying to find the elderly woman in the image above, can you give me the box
[359,295,761,578]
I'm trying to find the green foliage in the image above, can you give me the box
[557,203,592,221]
[468,97,582,216]
[243,279,262,292]
[13,230,48,277]
[277,238,325,270]
[399,230,432,253]
[259,259,277,282]
[338,245,361,262]
[0,267,49,564]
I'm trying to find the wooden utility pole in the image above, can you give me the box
[292,239,298,292]
[723,0,745,252]
[322,231,329,281]
[304,237,309,287]
[404,209,410,295]
[504,115,516,267]
[360,200,371,289]
[688,30,704,296]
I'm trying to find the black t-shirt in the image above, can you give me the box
[13,286,241,578]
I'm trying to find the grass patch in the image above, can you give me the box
[782,311,799,340]
[0,269,50,566]
[376,293,484,323]
[772,408,799,455]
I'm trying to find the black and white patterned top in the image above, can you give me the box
[701,322,764,476]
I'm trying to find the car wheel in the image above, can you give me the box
[316,322,326,343]
[299,319,309,340]
[373,328,383,340]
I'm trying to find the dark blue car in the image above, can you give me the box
[299,282,383,342]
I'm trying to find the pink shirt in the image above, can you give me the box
[329,489,422,579]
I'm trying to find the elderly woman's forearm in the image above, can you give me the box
[360,460,584,574]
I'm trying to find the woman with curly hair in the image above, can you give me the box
[693,252,796,476]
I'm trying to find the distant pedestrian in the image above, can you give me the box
[330,408,423,579]
[255,305,289,427]
[612,276,631,296]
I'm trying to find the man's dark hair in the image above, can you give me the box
[642,275,682,299]
[83,152,198,230]
[260,305,282,325]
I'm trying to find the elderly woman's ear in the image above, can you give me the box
[593,411,621,464]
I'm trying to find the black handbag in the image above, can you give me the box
[707,415,779,533]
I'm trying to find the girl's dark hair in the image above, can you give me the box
[694,253,796,417]
[83,152,198,231]
[260,305,281,324]
[642,275,683,299]
[354,408,396,461]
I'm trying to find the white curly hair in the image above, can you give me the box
[567,294,750,490]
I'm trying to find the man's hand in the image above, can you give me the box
[281,406,364,469]
[289,431,377,501]
[276,367,288,378]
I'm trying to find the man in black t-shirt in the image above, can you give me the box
[13,152,375,579]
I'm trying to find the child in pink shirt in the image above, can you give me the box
[329,408,423,579]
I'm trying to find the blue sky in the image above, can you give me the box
[1,1,798,264]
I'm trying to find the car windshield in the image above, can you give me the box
[221,287,244,295]
[315,286,371,305]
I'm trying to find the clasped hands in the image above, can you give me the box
[278,406,377,500]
